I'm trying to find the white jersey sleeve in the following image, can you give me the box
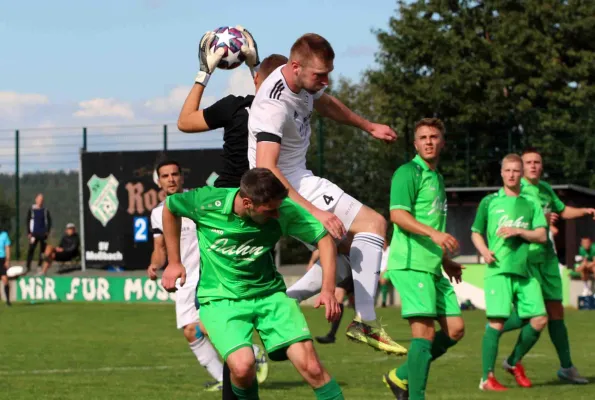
[150,203,164,237]
[249,96,289,141]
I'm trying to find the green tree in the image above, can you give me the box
[368,0,595,186]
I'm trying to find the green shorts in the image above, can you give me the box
[387,270,461,319]
[200,291,312,361]
[530,255,563,301]
[485,274,546,319]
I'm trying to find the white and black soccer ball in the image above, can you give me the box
[211,26,247,70]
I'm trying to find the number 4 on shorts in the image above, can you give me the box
[323,195,334,205]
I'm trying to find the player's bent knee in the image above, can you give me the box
[228,354,256,381]
[531,315,548,331]
[182,324,198,342]
[352,207,386,236]
[488,320,504,331]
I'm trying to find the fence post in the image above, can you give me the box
[163,125,168,151]
[317,119,324,176]
[465,131,470,187]
[15,130,20,259]
[82,127,87,152]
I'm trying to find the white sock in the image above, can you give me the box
[584,281,591,290]
[286,254,352,302]
[189,336,223,382]
[286,262,323,302]
[350,233,384,322]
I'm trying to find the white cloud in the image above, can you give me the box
[144,86,191,114]
[74,98,134,119]
[0,91,49,118]
[224,68,255,97]
[144,86,217,115]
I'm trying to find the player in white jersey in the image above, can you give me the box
[147,158,268,392]
[248,33,406,355]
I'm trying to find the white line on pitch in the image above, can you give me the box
[0,365,183,376]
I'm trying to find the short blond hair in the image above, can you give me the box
[414,118,445,136]
[502,153,522,166]
[290,33,335,64]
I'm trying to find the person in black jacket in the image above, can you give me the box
[39,223,80,276]
[26,193,52,272]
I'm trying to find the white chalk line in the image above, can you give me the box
[0,364,183,376]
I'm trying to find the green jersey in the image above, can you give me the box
[520,178,565,261]
[388,155,447,276]
[578,244,595,262]
[471,188,547,278]
[166,187,326,303]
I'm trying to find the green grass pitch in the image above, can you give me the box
[1,303,594,399]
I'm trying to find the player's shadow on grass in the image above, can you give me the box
[263,381,348,389]
[533,377,595,387]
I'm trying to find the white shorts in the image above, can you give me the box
[174,267,200,329]
[289,173,363,232]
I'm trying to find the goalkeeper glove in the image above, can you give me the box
[236,25,260,77]
[195,31,225,87]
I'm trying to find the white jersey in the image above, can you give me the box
[248,65,325,178]
[151,200,200,276]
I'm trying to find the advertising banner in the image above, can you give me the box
[82,150,222,269]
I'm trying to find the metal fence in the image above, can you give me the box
[0,124,224,259]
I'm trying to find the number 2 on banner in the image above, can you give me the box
[134,217,149,242]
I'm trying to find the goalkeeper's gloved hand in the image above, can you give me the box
[195,31,225,87]
[236,25,260,77]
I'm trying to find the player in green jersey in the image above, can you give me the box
[471,153,548,391]
[576,237,595,295]
[161,168,344,400]
[501,147,594,384]
[382,118,465,400]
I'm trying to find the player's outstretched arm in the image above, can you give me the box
[177,84,212,133]
[561,206,595,220]
[314,93,397,143]
[391,209,459,255]
[256,141,346,239]
[177,31,225,133]
[314,234,341,322]
[161,204,186,290]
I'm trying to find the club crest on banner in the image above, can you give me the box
[87,174,119,226]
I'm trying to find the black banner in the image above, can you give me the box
[81,150,222,269]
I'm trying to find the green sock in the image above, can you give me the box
[482,326,501,380]
[396,330,458,382]
[507,323,542,366]
[430,330,459,361]
[231,379,259,400]
[381,284,389,303]
[548,319,573,368]
[314,378,344,400]
[396,359,409,381]
[502,308,525,332]
[406,338,432,400]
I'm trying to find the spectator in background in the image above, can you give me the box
[39,223,79,276]
[0,227,11,306]
[576,236,595,296]
[26,193,52,273]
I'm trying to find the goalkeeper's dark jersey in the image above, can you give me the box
[203,95,254,188]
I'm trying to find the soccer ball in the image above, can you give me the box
[211,26,247,70]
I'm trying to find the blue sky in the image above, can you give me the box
[0,0,398,172]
